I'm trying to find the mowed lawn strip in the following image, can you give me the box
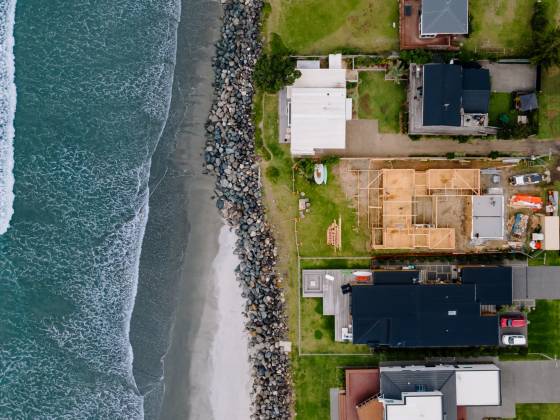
[357,72,405,133]
[539,67,560,139]
[527,300,560,357]
[266,0,398,54]
[509,403,560,420]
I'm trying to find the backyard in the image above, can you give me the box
[464,0,559,55]
[539,67,560,139]
[357,72,405,133]
[489,92,512,125]
[265,0,398,54]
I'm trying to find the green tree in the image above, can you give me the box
[529,1,560,68]
[253,53,301,93]
[531,27,560,68]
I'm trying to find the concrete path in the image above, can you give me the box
[375,134,560,158]
[468,360,560,419]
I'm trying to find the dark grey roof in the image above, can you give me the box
[462,68,491,113]
[519,93,538,111]
[351,283,501,348]
[461,266,513,306]
[381,369,457,420]
[423,64,462,126]
[421,0,469,35]
[423,65,490,126]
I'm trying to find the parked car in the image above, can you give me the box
[509,173,543,186]
[502,334,527,346]
[501,316,527,328]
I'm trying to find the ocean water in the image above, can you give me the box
[0,1,180,418]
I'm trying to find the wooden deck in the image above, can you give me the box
[303,269,354,342]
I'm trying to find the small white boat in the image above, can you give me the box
[313,164,327,184]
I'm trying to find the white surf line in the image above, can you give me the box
[0,0,17,235]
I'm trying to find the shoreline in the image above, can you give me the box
[204,0,292,418]
[129,0,224,418]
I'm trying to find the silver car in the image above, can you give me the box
[502,334,527,346]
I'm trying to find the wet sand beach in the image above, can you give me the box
[129,0,250,418]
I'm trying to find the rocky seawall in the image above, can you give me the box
[203,0,292,419]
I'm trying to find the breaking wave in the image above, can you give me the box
[0,0,16,235]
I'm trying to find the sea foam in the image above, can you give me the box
[0,0,16,235]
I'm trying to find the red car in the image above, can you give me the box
[501,317,526,328]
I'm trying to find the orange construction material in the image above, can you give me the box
[510,194,543,210]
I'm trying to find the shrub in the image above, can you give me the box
[314,330,323,340]
[488,151,500,160]
[321,155,340,166]
[295,158,315,181]
[452,135,470,143]
[354,55,385,68]
[408,134,421,141]
[254,49,301,93]
[399,49,433,65]
[446,152,456,159]
[265,165,281,182]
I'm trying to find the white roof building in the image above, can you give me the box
[287,54,351,156]
[543,216,560,251]
[472,195,505,240]
[380,364,501,420]
[384,392,443,420]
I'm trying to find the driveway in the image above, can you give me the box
[513,266,560,300]
[481,62,538,93]
[468,360,560,419]
[358,133,560,158]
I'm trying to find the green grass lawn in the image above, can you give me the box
[527,300,560,358]
[300,297,370,354]
[357,72,405,133]
[293,355,378,420]
[464,0,535,54]
[295,170,371,257]
[539,67,560,139]
[266,0,398,54]
[529,251,560,266]
[489,92,512,124]
[509,403,560,419]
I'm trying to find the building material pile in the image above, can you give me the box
[510,194,543,210]
[327,217,342,251]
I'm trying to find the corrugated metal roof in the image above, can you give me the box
[421,0,468,35]
[290,68,348,155]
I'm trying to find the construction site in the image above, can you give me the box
[339,159,511,252]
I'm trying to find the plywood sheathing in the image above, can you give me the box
[346,167,480,250]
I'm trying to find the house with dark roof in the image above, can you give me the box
[420,0,469,37]
[351,266,512,348]
[331,363,501,420]
[409,63,496,136]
